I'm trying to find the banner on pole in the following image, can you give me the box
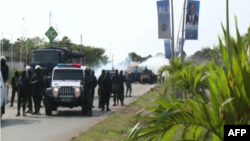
[157,0,171,39]
[176,38,185,56]
[164,40,171,59]
[185,0,200,40]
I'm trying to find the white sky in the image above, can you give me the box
[1,0,250,64]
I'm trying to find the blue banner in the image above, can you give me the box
[164,40,171,59]
[176,38,185,56]
[185,0,200,40]
[157,0,171,39]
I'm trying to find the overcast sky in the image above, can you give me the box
[0,0,250,64]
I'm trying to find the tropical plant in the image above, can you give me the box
[171,63,209,102]
[123,17,250,141]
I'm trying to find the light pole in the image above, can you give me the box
[181,0,187,62]
[170,0,175,59]
[110,43,111,63]
[17,38,22,69]
[80,34,82,64]
[11,35,13,70]
[1,32,3,56]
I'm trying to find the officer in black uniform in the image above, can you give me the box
[119,70,125,106]
[26,68,34,113]
[111,70,120,106]
[83,69,93,116]
[31,66,44,115]
[91,70,97,108]
[16,70,29,117]
[97,70,105,109]
[126,74,132,97]
[1,56,9,83]
[10,71,19,107]
[101,71,112,111]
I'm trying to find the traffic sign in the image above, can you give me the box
[45,26,58,43]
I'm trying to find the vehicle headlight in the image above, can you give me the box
[53,88,58,93]
[75,87,80,93]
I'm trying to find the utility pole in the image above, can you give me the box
[80,34,82,64]
[181,0,187,62]
[110,43,112,67]
[11,35,12,70]
[1,32,3,56]
[112,55,114,69]
[226,0,231,68]
[49,11,51,27]
[170,0,175,59]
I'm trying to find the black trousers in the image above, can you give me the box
[84,89,92,115]
[11,88,18,105]
[27,88,33,111]
[91,88,95,106]
[113,87,119,104]
[119,86,124,104]
[126,85,132,96]
[33,88,42,113]
[98,87,103,108]
[17,90,27,113]
[101,90,111,109]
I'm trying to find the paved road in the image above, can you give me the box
[1,84,156,141]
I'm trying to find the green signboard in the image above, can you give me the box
[45,26,58,43]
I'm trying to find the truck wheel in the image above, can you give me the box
[45,98,52,116]
[1,104,4,118]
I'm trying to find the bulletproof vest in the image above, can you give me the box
[19,77,29,90]
[112,75,120,84]
[33,74,44,88]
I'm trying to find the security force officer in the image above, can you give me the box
[97,70,105,108]
[101,71,112,111]
[119,71,125,106]
[126,74,132,97]
[31,65,44,115]
[10,71,20,107]
[91,70,97,108]
[26,68,34,113]
[16,70,29,117]
[83,69,93,116]
[111,70,120,106]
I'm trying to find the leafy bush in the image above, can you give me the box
[123,17,250,141]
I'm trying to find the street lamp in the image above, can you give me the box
[17,38,22,69]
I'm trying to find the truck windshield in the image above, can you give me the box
[53,69,83,80]
[31,52,58,64]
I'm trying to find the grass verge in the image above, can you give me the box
[71,84,210,141]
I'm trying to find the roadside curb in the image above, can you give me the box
[71,111,114,140]
[70,85,157,141]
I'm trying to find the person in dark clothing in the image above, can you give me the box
[101,71,112,111]
[26,69,33,113]
[31,65,44,115]
[1,56,9,83]
[10,71,20,107]
[119,71,125,106]
[83,69,93,116]
[126,74,132,97]
[16,70,29,116]
[111,70,120,106]
[91,70,97,108]
[97,70,105,109]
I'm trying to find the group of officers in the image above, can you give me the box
[11,65,50,116]
[1,55,133,117]
[82,69,132,116]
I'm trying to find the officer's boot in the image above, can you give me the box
[106,105,111,111]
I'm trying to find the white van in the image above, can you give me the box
[0,71,8,118]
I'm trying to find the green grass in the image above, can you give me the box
[71,84,211,141]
